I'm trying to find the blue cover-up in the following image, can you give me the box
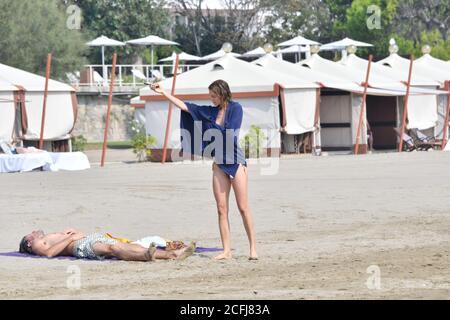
[180,101,247,179]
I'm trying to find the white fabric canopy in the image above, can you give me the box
[127,35,180,67]
[277,36,320,47]
[159,51,202,62]
[144,97,281,151]
[0,63,76,144]
[321,37,373,51]
[415,54,450,74]
[86,35,125,47]
[141,54,312,97]
[378,53,449,86]
[279,45,309,54]
[201,49,241,61]
[23,92,75,140]
[342,54,439,87]
[283,89,317,134]
[0,63,74,92]
[0,92,16,142]
[407,95,439,130]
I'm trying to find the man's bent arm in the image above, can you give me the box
[38,235,77,258]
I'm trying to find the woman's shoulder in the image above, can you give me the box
[229,101,243,110]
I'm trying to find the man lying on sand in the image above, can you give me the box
[19,229,196,262]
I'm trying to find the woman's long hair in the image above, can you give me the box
[208,80,232,104]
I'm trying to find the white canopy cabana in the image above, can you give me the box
[415,53,450,74]
[0,63,77,146]
[378,52,449,87]
[341,53,446,131]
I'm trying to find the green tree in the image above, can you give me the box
[262,0,334,45]
[0,0,87,79]
[70,0,172,64]
[395,30,450,60]
[172,0,267,56]
[342,0,399,57]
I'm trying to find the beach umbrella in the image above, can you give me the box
[159,51,202,62]
[201,48,241,61]
[277,35,320,47]
[127,35,179,68]
[242,47,267,58]
[86,35,125,80]
[277,35,320,59]
[320,37,373,59]
[320,37,373,51]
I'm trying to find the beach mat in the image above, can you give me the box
[0,247,222,260]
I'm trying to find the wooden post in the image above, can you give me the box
[101,52,117,167]
[398,55,414,153]
[312,87,321,155]
[161,54,181,164]
[354,55,373,155]
[441,81,450,150]
[39,53,52,150]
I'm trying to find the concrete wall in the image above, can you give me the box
[72,94,135,142]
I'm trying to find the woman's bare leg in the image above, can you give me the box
[213,163,232,260]
[231,165,258,259]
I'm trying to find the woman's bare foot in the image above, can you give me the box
[249,250,258,261]
[214,252,232,260]
[173,242,196,260]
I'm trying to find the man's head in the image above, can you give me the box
[19,230,45,255]
[208,80,232,107]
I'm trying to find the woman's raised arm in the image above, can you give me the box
[150,84,188,112]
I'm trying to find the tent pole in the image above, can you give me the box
[354,55,373,155]
[161,54,180,164]
[151,45,154,73]
[101,52,117,167]
[102,46,106,80]
[398,55,414,153]
[39,53,52,150]
[441,81,450,150]
[312,87,322,155]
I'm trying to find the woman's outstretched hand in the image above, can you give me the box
[150,83,165,95]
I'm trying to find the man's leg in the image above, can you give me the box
[92,242,195,262]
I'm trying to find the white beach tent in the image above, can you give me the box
[0,78,18,143]
[415,53,450,74]
[0,63,77,149]
[340,53,445,132]
[139,54,311,160]
[378,49,450,139]
[377,52,449,87]
[299,52,442,152]
[253,53,411,153]
[130,96,146,126]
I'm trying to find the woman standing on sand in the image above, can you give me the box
[150,80,258,261]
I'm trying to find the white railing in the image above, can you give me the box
[75,64,202,88]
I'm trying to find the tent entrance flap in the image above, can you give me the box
[320,92,352,151]
[366,96,397,150]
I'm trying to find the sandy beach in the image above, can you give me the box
[1,151,450,299]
